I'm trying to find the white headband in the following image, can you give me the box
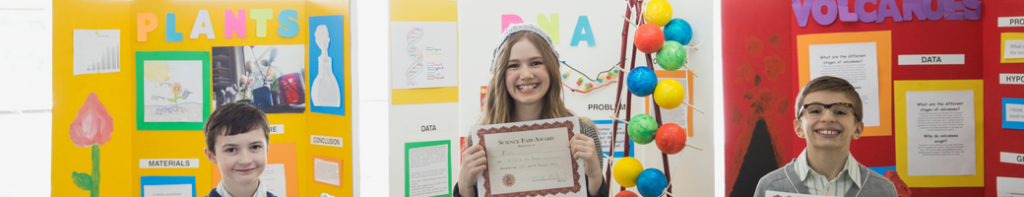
[490,23,560,73]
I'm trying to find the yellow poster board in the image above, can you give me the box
[53,0,352,196]
[894,80,984,187]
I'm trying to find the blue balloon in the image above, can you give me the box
[637,168,668,197]
[627,67,658,97]
[663,19,693,45]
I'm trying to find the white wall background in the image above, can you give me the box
[0,0,53,196]
[354,0,390,196]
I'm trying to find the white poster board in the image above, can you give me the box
[456,0,714,196]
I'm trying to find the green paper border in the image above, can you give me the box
[405,140,452,197]
[135,51,212,131]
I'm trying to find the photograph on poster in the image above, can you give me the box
[309,15,345,116]
[211,44,305,113]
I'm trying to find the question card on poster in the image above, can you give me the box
[808,42,881,127]
[906,90,976,176]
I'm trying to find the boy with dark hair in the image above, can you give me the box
[754,76,896,197]
[203,103,277,197]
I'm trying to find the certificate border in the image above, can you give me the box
[476,120,582,197]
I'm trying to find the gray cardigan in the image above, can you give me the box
[753,159,897,197]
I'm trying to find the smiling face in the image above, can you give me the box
[794,91,864,151]
[504,38,551,107]
[206,128,268,186]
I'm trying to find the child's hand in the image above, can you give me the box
[570,134,602,194]
[459,144,487,197]
[569,134,600,174]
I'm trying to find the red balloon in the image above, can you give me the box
[615,190,639,197]
[634,24,665,54]
[655,123,687,154]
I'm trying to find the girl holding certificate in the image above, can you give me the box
[453,23,609,197]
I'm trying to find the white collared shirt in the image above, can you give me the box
[794,149,863,196]
[215,180,268,197]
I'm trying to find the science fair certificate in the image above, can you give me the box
[470,116,586,197]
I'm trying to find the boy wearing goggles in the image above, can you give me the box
[754,76,896,197]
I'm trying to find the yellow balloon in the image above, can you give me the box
[613,157,644,187]
[644,0,673,26]
[654,79,685,109]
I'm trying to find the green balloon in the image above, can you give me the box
[628,114,658,145]
[656,41,687,71]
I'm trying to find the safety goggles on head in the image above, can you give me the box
[798,102,856,119]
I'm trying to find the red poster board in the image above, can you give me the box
[722,0,1008,196]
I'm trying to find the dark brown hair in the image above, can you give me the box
[204,103,271,154]
[794,76,864,123]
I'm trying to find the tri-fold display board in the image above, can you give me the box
[388,0,715,196]
[52,0,353,196]
[724,0,1024,196]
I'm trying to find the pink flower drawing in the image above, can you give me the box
[69,93,114,147]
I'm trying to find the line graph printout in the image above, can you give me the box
[390,22,458,89]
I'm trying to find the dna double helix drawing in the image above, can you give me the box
[405,27,425,86]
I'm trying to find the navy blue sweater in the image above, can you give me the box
[205,188,277,197]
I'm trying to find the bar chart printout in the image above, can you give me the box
[73,29,120,75]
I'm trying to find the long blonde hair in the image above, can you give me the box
[478,31,573,125]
